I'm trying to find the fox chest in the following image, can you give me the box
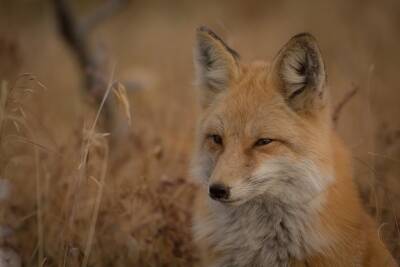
[194,203,312,267]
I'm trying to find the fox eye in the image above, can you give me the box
[254,138,273,147]
[208,134,223,145]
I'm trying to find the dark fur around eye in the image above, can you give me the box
[207,134,223,145]
[254,138,273,147]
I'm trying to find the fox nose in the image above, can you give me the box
[209,183,230,201]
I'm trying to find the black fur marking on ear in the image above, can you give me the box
[292,60,306,77]
[198,43,216,69]
[287,61,308,100]
[286,40,323,101]
[197,26,240,60]
[288,85,306,101]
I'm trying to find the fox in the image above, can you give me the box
[190,26,397,267]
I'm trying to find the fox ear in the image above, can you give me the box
[194,26,240,107]
[271,33,327,113]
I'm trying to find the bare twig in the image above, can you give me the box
[332,84,359,127]
[81,0,128,34]
[53,0,127,129]
[53,0,104,98]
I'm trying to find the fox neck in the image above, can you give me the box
[204,189,329,266]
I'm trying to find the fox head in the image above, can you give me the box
[192,26,335,206]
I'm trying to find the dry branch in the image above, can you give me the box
[53,0,128,129]
[332,84,359,127]
[81,0,128,34]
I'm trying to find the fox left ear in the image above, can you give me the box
[194,26,240,107]
[271,33,327,113]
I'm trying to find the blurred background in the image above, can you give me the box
[0,0,399,266]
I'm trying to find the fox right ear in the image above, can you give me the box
[194,26,240,107]
[271,33,327,114]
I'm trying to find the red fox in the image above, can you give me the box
[191,26,397,267]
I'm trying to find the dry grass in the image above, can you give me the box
[0,0,399,266]
[0,73,198,266]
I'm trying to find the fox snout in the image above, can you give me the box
[209,183,230,201]
[205,153,249,203]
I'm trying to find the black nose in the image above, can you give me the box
[209,183,230,200]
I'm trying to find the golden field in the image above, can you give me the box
[0,0,399,266]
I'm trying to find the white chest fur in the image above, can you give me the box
[194,197,328,267]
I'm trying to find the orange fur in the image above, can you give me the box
[192,27,396,266]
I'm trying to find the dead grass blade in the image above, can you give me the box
[113,81,132,126]
[81,142,109,267]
